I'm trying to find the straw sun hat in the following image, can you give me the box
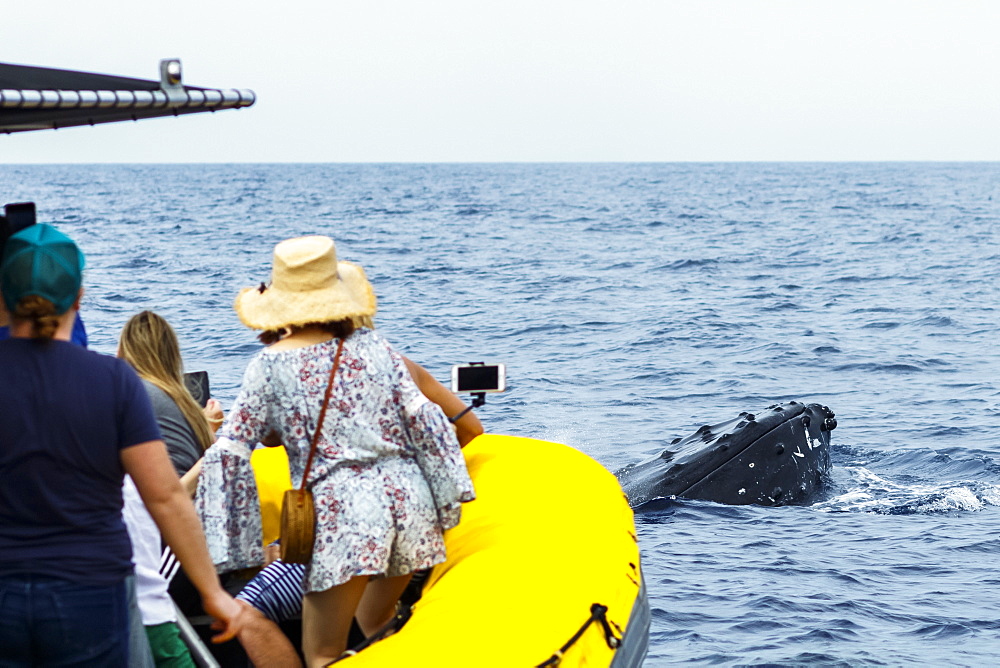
[234,235,376,331]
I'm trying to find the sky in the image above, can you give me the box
[2,0,999,163]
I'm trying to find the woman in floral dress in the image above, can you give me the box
[196,235,475,667]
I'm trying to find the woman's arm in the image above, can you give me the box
[403,356,484,447]
[122,440,248,643]
[179,457,203,498]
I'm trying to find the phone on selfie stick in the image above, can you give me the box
[448,362,506,424]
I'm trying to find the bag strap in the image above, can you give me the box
[300,338,344,491]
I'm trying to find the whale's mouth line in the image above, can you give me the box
[672,412,803,498]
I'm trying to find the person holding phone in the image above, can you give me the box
[118,310,223,478]
[0,224,247,665]
[230,352,485,667]
[197,235,475,667]
[116,310,230,664]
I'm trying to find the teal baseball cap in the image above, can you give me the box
[0,223,85,315]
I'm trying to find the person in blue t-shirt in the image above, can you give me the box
[0,224,248,666]
[0,304,87,344]
[0,214,86,346]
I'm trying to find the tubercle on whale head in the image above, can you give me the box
[618,400,836,508]
[817,405,837,431]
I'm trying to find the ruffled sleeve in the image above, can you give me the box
[195,436,264,571]
[195,353,275,571]
[369,333,477,529]
[402,392,476,529]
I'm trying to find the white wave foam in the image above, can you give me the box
[815,466,999,514]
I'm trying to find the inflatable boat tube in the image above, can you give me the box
[341,434,650,667]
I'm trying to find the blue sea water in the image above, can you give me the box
[3,162,999,666]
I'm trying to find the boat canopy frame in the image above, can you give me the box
[0,59,255,133]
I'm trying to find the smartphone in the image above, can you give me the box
[451,363,506,394]
[0,202,37,250]
[183,370,210,408]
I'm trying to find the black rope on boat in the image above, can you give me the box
[535,603,621,667]
[325,570,431,664]
[329,604,414,663]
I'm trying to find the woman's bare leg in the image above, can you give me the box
[302,576,368,668]
[355,574,413,637]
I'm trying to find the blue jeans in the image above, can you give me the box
[0,574,129,667]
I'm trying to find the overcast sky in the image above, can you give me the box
[3,0,999,163]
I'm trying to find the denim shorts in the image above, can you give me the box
[0,574,129,667]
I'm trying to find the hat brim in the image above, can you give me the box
[234,260,377,331]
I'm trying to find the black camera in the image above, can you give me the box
[0,202,37,255]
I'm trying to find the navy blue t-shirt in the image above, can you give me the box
[0,314,88,347]
[0,338,162,584]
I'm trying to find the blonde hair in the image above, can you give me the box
[12,295,59,339]
[118,311,214,451]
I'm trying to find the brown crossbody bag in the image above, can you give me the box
[279,338,344,564]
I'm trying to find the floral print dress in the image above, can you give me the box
[196,328,475,594]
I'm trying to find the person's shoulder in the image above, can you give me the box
[104,351,148,384]
[78,346,127,367]
[58,346,146,390]
[240,346,277,380]
[246,346,274,367]
[353,327,389,349]
[351,328,409,370]
[139,377,171,402]
[48,341,117,366]
[354,328,398,356]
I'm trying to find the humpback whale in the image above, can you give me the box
[616,401,837,507]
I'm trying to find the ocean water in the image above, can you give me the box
[3,162,999,666]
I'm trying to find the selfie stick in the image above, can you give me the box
[449,393,485,424]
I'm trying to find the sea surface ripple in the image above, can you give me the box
[3,162,999,666]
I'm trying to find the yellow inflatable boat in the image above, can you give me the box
[187,434,649,666]
[341,433,650,667]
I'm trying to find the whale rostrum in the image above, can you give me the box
[616,401,837,507]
